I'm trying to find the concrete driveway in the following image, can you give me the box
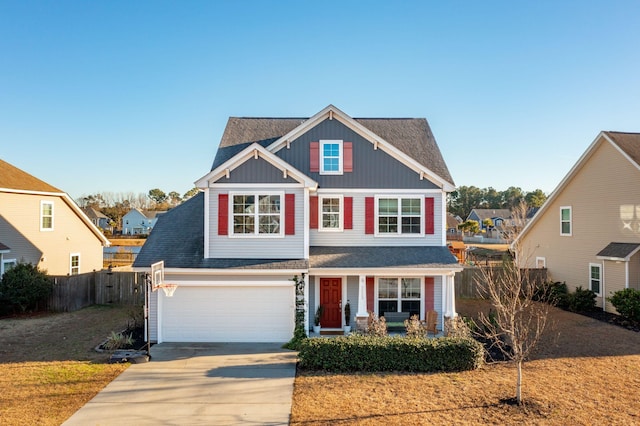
[63,343,297,425]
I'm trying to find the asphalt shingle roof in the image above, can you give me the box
[212,116,454,185]
[0,159,62,193]
[309,246,458,269]
[596,242,640,260]
[604,132,640,166]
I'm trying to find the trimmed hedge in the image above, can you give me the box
[608,288,640,322]
[298,334,484,372]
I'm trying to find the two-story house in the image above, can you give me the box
[516,131,640,313]
[122,209,164,235]
[0,159,109,276]
[134,105,461,343]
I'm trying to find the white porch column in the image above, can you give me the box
[443,273,457,318]
[304,273,310,335]
[356,274,368,316]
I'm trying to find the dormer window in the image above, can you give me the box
[320,140,343,174]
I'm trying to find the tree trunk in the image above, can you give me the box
[516,360,522,405]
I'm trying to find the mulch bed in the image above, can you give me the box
[576,308,640,332]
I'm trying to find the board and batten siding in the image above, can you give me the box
[208,187,305,259]
[275,118,440,190]
[519,138,640,309]
[310,191,444,247]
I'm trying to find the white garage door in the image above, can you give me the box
[160,286,295,342]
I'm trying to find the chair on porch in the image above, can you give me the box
[421,310,438,337]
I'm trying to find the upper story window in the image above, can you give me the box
[40,201,54,231]
[560,206,572,236]
[320,140,343,174]
[1,259,17,277]
[320,196,342,231]
[231,193,283,236]
[377,197,422,235]
[70,254,80,275]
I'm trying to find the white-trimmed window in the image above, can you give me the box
[536,257,546,268]
[560,206,572,236]
[589,263,602,295]
[377,197,422,235]
[320,140,343,175]
[231,192,283,236]
[1,259,17,276]
[319,196,342,231]
[40,201,54,231]
[70,254,80,275]
[377,277,422,317]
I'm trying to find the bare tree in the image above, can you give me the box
[474,201,552,405]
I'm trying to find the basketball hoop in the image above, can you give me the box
[159,284,178,297]
[150,261,164,290]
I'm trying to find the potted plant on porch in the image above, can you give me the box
[343,300,351,333]
[313,305,324,334]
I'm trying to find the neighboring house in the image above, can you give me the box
[134,105,461,343]
[516,131,640,313]
[0,159,109,275]
[82,207,112,232]
[466,208,512,230]
[0,241,12,276]
[122,209,164,235]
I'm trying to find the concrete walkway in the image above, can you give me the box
[63,343,297,426]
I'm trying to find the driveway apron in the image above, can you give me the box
[63,343,297,425]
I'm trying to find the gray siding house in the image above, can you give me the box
[134,105,461,343]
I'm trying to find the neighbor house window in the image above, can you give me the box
[377,277,421,317]
[40,201,54,231]
[70,254,80,275]
[231,193,282,236]
[320,140,343,174]
[377,197,422,235]
[1,259,17,277]
[319,196,342,231]
[536,257,546,268]
[589,263,602,295]
[560,206,572,236]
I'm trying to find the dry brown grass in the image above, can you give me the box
[0,305,133,425]
[291,300,640,425]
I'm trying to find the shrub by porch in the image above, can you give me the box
[298,335,484,372]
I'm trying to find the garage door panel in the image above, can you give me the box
[161,286,294,342]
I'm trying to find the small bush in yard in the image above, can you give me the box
[404,314,424,338]
[608,288,640,322]
[0,263,52,312]
[103,331,134,350]
[536,281,570,308]
[568,286,597,312]
[298,335,484,372]
[366,312,388,336]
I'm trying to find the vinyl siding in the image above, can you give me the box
[603,261,625,312]
[629,252,640,291]
[276,118,440,189]
[208,187,305,258]
[0,192,103,275]
[346,276,359,326]
[519,138,640,310]
[310,191,444,246]
[213,156,298,184]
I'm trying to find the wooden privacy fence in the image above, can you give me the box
[47,271,147,312]
[455,266,548,299]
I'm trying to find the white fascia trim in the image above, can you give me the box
[141,267,309,276]
[266,104,454,191]
[315,188,444,194]
[203,190,210,258]
[0,188,66,197]
[163,280,294,287]
[213,183,304,189]
[195,143,318,190]
[309,267,463,275]
[515,131,606,246]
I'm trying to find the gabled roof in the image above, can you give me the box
[515,131,640,245]
[82,207,109,220]
[309,246,460,270]
[447,213,462,229]
[0,159,62,193]
[468,209,512,221]
[0,241,10,253]
[0,159,109,246]
[211,105,454,190]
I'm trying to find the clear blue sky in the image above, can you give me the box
[2,1,639,201]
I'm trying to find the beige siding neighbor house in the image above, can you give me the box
[0,159,109,276]
[515,131,640,313]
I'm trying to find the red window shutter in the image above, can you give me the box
[344,142,353,172]
[425,277,435,313]
[285,194,295,235]
[310,196,318,229]
[344,197,353,229]
[366,276,375,312]
[310,142,320,172]
[218,194,228,235]
[425,197,435,234]
[365,197,375,234]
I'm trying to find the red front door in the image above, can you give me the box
[320,278,342,328]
